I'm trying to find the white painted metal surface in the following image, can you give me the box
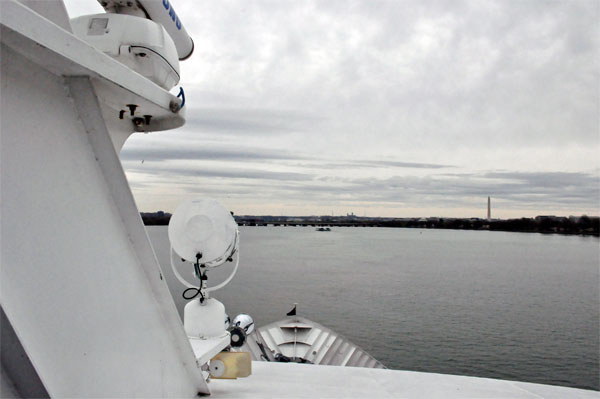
[0,368,20,399]
[185,298,228,339]
[0,1,208,396]
[1,0,185,138]
[71,13,181,90]
[137,0,194,60]
[190,336,232,367]
[16,0,73,31]
[98,0,195,60]
[210,362,598,399]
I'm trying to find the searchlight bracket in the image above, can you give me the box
[167,199,250,382]
[182,252,210,303]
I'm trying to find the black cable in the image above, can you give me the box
[182,281,205,302]
[182,287,201,300]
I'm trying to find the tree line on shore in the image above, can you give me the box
[377,216,598,236]
[140,211,599,236]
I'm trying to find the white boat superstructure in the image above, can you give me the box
[1,1,208,396]
[0,1,597,398]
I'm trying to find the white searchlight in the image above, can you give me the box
[168,198,239,340]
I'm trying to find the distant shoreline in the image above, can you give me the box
[140,212,599,236]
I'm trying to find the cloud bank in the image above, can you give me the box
[65,0,599,217]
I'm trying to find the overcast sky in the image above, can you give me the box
[65,0,599,218]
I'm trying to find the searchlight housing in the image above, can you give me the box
[168,198,240,300]
[169,198,238,268]
[168,198,240,344]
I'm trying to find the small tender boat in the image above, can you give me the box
[236,315,385,368]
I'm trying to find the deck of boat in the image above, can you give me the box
[210,362,597,399]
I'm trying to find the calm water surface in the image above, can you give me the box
[146,226,599,390]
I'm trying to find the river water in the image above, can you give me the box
[146,226,599,390]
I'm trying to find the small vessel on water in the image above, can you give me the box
[1,1,596,397]
[236,314,385,368]
[316,227,332,232]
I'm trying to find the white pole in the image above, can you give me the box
[293,327,297,360]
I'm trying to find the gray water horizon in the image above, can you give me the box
[146,226,599,391]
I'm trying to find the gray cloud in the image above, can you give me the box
[184,107,323,135]
[120,146,307,163]
[338,171,600,206]
[65,0,599,216]
[311,160,452,170]
[482,171,598,187]
[128,165,314,182]
[121,145,452,169]
[129,163,599,212]
[178,0,596,159]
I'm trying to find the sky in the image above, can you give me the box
[65,0,599,218]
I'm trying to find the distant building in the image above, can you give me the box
[487,196,491,221]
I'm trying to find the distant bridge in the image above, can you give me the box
[236,221,379,227]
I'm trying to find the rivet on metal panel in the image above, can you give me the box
[169,99,181,113]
